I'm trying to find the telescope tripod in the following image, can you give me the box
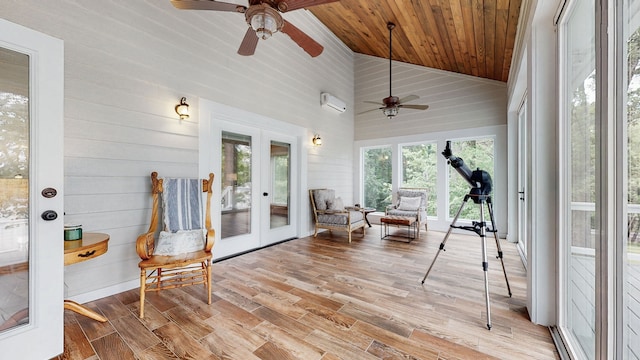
[421,194,512,330]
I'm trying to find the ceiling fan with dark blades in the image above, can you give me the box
[359,22,429,119]
[171,0,338,57]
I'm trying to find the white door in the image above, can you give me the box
[217,124,262,257]
[517,98,528,264]
[261,131,298,246]
[0,19,64,359]
[202,103,302,259]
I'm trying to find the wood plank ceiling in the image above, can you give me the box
[309,0,522,82]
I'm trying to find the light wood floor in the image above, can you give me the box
[53,227,559,360]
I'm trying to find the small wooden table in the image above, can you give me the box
[346,207,376,227]
[64,232,109,322]
[380,215,417,242]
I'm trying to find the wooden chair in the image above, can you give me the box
[136,172,215,318]
[309,189,365,243]
[386,188,428,232]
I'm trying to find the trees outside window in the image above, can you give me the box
[363,147,392,211]
[401,143,437,217]
[447,138,495,221]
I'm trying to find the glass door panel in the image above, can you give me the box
[0,47,30,334]
[624,0,640,356]
[269,141,290,229]
[561,1,597,358]
[261,133,297,246]
[221,131,252,239]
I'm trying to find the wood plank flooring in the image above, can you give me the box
[53,227,559,360]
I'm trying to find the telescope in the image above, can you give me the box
[423,140,511,331]
[442,140,492,202]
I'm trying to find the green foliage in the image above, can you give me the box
[448,139,495,220]
[273,155,289,204]
[401,143,437,216]
[363,147,392,211]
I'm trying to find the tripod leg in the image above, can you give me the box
[487,199,512,297]
[479,203,492,330]
[421,197,468,284]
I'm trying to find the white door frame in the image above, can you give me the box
[0,19,64,359]
[199,100,305,259]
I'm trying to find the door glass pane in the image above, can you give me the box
[221,131,252,238]
[363,147,392,211]
[401,143,437,217]
[564,0,596,357]
[0,48,30,333]
[270,141,290,229]
[625,0,640,357]
[447,138,494,221]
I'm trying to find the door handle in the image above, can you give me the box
[518,191,525,201]
[263,192,269,196]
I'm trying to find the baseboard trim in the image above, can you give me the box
[67,279,139,304]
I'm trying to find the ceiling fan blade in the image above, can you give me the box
[398,94,419,104]
[238,27,259,56]
[363,100,383,105]
[399,104,430,110]
[171,0,247,12]
[280,20,323,57]
[277,0,340,12]
[357,107,383,115]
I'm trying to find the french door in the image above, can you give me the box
[0,19,64,359]
[517,98,528,264]
[558,0,640,358]
[210,118,299,259]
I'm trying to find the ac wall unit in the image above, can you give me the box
[321,92,346,113]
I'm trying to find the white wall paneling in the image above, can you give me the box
[0,0,354,303]
[354,54,508,140]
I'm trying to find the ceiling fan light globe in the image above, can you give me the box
[383,106,398,119]
[251,13,276,40]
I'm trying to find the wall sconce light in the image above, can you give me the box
[175,97,189,119]
[312,134,322,146]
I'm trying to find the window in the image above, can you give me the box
[401,143,437,217]
[447,138,495,221]
[623,0,640,357]
[363,146,392,211]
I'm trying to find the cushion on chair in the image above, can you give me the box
[397,196,422,211]
[313,189,335,210]
[317,210,363,225]
[153,229,205,255]
[327,197,345,211]
[387,209,420,218]
[163,178,203,231]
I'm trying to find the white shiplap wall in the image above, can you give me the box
[0,0,354,300]
[355,54,507,140]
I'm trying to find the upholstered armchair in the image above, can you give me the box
[309,189,365,243]
[386,188,428,232]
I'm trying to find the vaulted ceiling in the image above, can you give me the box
[309,0,523,82]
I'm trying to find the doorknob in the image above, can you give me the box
[263,192,269,196]
[41,187,58,198]
[518,191,525,201]
[41,210,58,221]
